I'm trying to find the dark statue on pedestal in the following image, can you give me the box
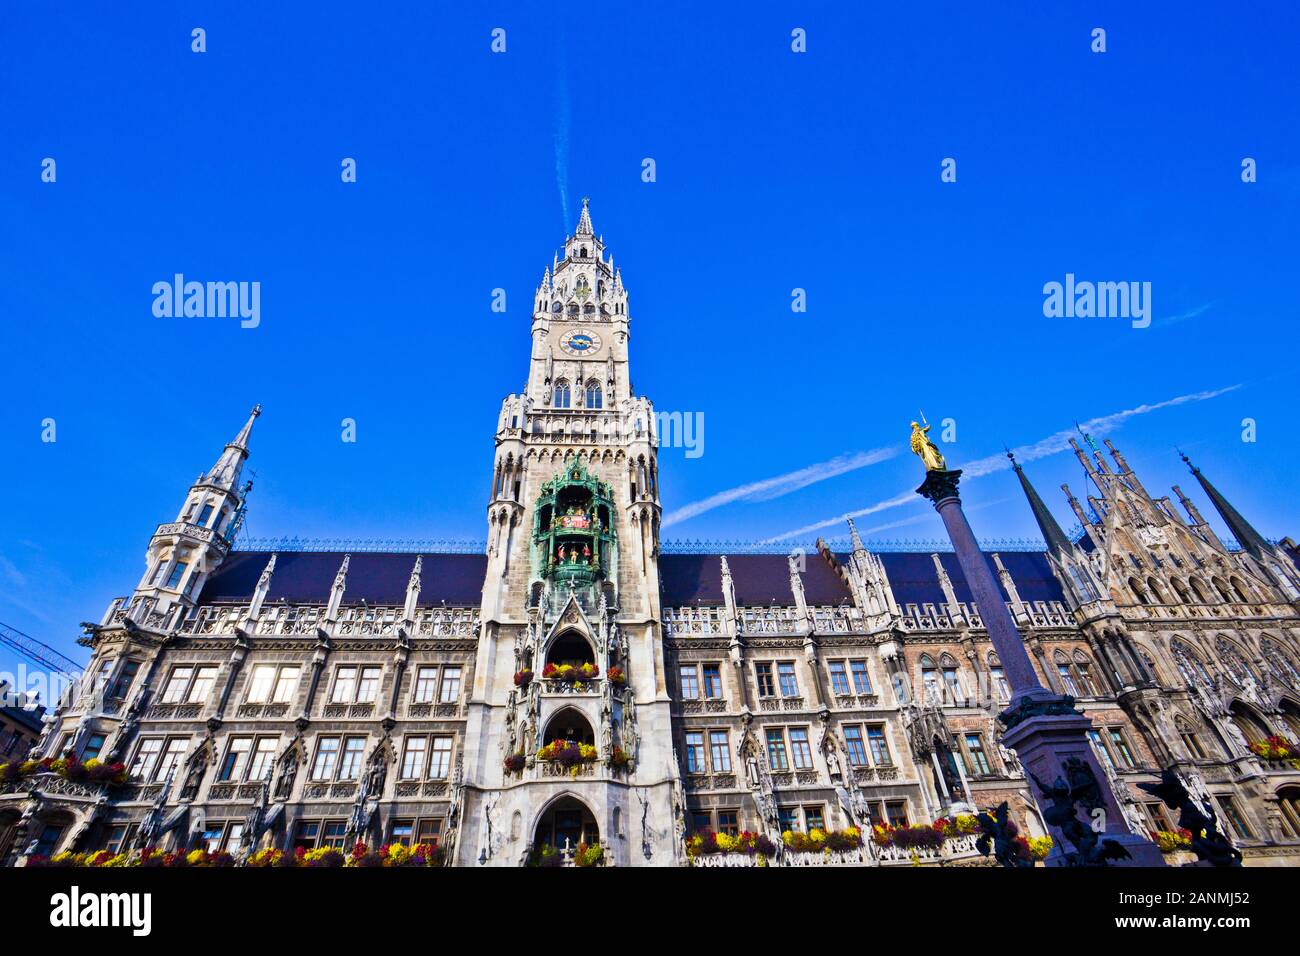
[974,801,1034,868]
[1030,758,1131,866]
[1138,769,1243,867]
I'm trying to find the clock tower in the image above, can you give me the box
[455,199,679,867]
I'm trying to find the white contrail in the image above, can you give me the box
[553,35,570,228]
[661,448,898,529]
[761,384,1242,543]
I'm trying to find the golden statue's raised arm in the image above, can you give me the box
[910,421,947,472]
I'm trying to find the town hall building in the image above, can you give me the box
[5,202,1300,867]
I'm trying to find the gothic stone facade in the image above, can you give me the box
[5,202,1300,867]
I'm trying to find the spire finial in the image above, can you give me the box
[576,197,594,236]
[847,517,865,552]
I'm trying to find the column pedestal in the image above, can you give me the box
[1001,708,1166,866]
[916,467,1164,867]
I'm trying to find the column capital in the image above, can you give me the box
[916,468,963,507]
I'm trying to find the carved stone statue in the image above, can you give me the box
[620,688,639,759]
[274,741,300,801]
[501,694,518,758]
[909,420,947,472]
[179,744,210,801]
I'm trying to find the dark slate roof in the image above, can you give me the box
[198,551,487,607]
[660,550,1065,608]
[878,550,1064,606]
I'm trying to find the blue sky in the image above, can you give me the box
[1,2,1298,678]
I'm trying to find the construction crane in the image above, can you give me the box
[0,620,84,676]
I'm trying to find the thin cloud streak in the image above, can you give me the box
[761,384,1242,543]
[662,448,898,529]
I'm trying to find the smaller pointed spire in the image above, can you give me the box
[576,197,594,236]
[205,405,262,490]
[232,404,261,450]
[403,555,423,621]
[847,517,865,552]
[1008,451,1074,556]
[1180,453,1270,558]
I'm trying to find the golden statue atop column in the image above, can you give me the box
[909,420,947,472]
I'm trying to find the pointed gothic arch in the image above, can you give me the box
[530,793,599,857]
[1260,635,1300,690]
[1170,637,1212,689]
[1128,577,1150,605]
[542,707,595,747]
[1228,700,1271,746]
[545,630,596,670]
[1214,635,1258,689]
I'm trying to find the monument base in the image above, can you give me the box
[1003,708,1166,867]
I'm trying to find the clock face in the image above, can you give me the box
[559,329,601,356]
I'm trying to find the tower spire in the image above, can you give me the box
[1008,451,1074,556]
[206,404,261,491]
[575,197,594,236]
[1180,453,1270,558]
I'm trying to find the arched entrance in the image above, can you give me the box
[534,796,599,854]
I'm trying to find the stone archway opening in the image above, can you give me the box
[533,796,599,860]
[546,631,595,670]
[542,707,595,747]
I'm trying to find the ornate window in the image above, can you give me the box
[1261,637,1300,689]
[1171,639,1212,688]
[585,380,603,409]
[553,380,571,409]
[1215,636,1257,688]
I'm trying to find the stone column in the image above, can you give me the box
[917,468,1164,866]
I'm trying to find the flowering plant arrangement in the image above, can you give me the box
[377,842,444,867]
[1151,828,1194,853]
[1022,835,1054,862]
[1248,735,1300,767]
[297,846,346,867]
[535,739,598,767]
[245,847,285,867]
[503,753,526,774]
[348,841,385,867]
[513,669,533,688]
[781,826,863,853]
[686,829,776,859]
[872,823,945,850]
[178,849,236,867]
[30,845,235,868]
[607,665,627,686]
[541,662,599,682]
[573,842,604,867]
[531,844,564,867]
[872,814,979,851]
[0,756,128,786]
[609,746,631,768]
